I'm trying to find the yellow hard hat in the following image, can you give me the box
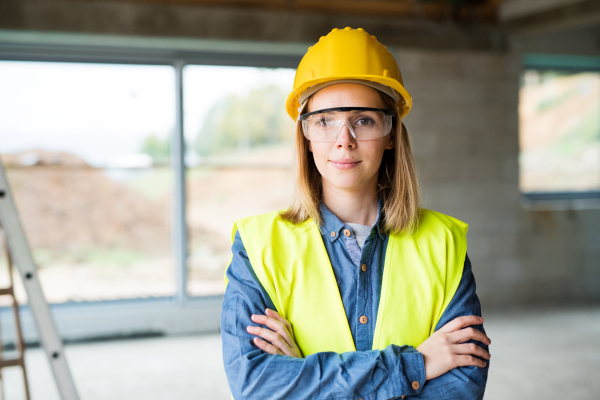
[285,27,412,121]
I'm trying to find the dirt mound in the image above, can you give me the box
[1,150,170,258]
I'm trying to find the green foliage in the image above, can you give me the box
[141,132,171,164]
[194,84,289,156]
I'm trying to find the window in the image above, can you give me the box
[0,59,298,304]
[519,55,600,201]
[0,37,302,341]
[0,61,175,304]
[183,65,296,296]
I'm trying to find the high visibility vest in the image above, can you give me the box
[225,208,467,355]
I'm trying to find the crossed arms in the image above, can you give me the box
[221,231,490,399]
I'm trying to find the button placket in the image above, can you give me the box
[358,231,377,350]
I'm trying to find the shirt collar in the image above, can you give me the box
[319,197,387,242]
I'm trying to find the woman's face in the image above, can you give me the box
[307,83,394,194]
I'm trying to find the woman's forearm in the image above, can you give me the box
[222,294,425,400]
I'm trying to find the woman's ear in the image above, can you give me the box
[385,132,395,150]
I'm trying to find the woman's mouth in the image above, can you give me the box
[330,158,361,170]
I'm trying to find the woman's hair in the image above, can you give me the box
[280,90,421,234]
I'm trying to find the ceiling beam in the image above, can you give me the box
[77,0,500,21]
[499,0,586,21]
[500,0,600,33]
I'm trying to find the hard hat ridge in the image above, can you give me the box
[285,27,413,121]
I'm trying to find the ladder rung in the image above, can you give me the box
[0,358,22,368]
[0,287,13,296]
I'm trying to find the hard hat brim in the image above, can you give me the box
[286,75,412,121]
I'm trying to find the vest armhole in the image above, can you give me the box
[432,227,468,333]
[235,219,284,315]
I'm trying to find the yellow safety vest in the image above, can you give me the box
[225,208,467,356]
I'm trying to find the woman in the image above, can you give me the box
[221,27,490,399]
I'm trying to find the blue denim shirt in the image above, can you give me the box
[221,201,489,399]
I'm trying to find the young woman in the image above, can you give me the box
[221,27,490,399]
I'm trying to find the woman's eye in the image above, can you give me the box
[356,117,375,126]
[316,118,330,127]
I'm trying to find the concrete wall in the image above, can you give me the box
[400,49,600,308]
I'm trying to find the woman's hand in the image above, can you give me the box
[247,308,302,358]
[416,315,491,381]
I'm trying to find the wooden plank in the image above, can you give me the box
[0,358,22,368]
[500,0,587,21]
[68,0,499,21]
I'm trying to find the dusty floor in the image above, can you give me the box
[3,306,600,400]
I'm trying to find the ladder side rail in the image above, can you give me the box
[0,161,79,400]
[3,234,31,400]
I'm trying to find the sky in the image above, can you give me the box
[0,61,295,167]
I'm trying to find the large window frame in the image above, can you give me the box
[0,30,303,344]
[520,54,600,209]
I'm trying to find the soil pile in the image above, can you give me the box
[1,150,170,258]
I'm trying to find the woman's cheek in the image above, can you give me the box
[311,145,329,173]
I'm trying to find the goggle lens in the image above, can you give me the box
[299,107,394,142]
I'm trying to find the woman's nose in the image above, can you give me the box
[335,122,357,148]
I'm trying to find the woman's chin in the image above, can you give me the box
[324,175,370,192]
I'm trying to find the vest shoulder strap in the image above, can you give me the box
[372,208,468,349]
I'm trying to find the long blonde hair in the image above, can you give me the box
[280,91,421,234]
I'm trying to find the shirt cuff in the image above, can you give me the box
[385,345,426,398]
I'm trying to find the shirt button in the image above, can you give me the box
[361,264,367,272]
[330,231,336,237]
[412,381,420,390]
[359,315,368,324]
[343,229,351,237]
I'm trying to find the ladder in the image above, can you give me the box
[0,225,31,400]
[0,158,80,400]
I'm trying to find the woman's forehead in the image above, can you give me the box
[309,83,384,111]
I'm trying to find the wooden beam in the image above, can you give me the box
[500,0,587,22]
[502,0,600,33]
[72,0,499,21]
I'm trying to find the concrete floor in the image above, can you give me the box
[3,306,600,400]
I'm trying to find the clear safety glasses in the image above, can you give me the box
[298,107,395,143]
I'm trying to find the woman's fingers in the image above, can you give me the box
[450,327,491,345]
[247,325,293,356]
[251,314,296,349]
[265,308,292,331]
[252,337,283,355]
[455,354,488,369]
[454,343,491,360]
[440,315,484,333]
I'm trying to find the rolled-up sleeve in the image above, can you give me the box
[221,231,426,400]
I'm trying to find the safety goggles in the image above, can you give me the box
[298,107,395,143]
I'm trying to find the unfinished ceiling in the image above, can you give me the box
[75,0,504,21]
[0,0,599,52]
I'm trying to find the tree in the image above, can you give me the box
[141,132,171,164]
[194,84,289,156]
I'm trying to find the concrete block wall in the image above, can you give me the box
[399,49,600,308]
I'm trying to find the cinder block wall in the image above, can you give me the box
[400,50,600,308]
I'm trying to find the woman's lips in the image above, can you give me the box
[330,159,361,170]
